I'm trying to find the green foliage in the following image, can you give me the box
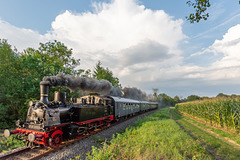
[92,135,106,144]
[86,108,213,159]
[22,40,81,77]
[93,61,121,88]
[186,0,240,23]
[0,39,22,126]
[171,108,240,159]
[180,110,240,145]
[0,39,82,129]
[0,104,11,129]
[0,134,25,153]
[187,95,201,101]
[186,0,211,23]
[159,93,175,106]
[216,93,240,99]
[173,96,181,103]
[156,93,180,106]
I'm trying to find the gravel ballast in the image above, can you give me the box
[40,110,157,160]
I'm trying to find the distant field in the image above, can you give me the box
[176,97,240,133]
[86,108,214,160]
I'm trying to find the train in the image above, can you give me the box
[4,82,158,149]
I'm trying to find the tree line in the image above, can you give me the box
[0,39,121,129]
[1,39,237,129]
[152,92,240,107]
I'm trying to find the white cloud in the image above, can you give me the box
[204,24,240,79]
[6,0,240,97]
[0,19,49,51]
[43,0,186,90]
[48,0,185,67]
[186,24,240,85]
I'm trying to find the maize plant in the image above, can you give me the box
[175,98,240,132]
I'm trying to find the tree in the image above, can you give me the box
[216,93,229,98]
[159,93,175,106]
[173,96,181,103]
[23,40,81,77]
[19,40,83,118]
[187,95,201,101]
[0,40,83,128]
[0,39,22,127]
[93,61,121,88]
[186,0,210,23]
[186,0,239,23]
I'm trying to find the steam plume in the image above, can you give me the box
[40,73,121,95]
[40,74,148,100]
[122,87,147,101]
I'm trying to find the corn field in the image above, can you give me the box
[175,98,240,132]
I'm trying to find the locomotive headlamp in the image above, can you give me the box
[28,133,35,142]
[4,129,10,138]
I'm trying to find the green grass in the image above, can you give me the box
[178,110,240,145]
[85,108,213,160]
[170,108,240,160]
[0,134,25,153]
[175,98,240,133]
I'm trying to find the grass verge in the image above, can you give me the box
[0,134,25,153]
[85,108,213,160]
[170,108,240,160]
[178,111,240,145]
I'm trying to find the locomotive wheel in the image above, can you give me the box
[49,134,62,148]
[76,134,84,139]
[49,130,63,149]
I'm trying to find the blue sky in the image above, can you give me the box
[0,0,240,98]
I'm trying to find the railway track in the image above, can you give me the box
[0,127,108,160]
[0,109,157,160]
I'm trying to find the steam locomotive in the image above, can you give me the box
[4,82,158,149]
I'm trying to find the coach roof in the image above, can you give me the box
[111,96,140,104]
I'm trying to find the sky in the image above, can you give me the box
[0,0,240,98]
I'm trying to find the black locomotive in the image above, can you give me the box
[4,82,158,148]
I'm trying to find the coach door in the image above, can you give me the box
[116,102,120,117]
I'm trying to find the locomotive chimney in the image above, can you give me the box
[39,82,50,104]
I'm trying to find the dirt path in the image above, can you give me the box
[168,108,223,160]
[170,109,240,150]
